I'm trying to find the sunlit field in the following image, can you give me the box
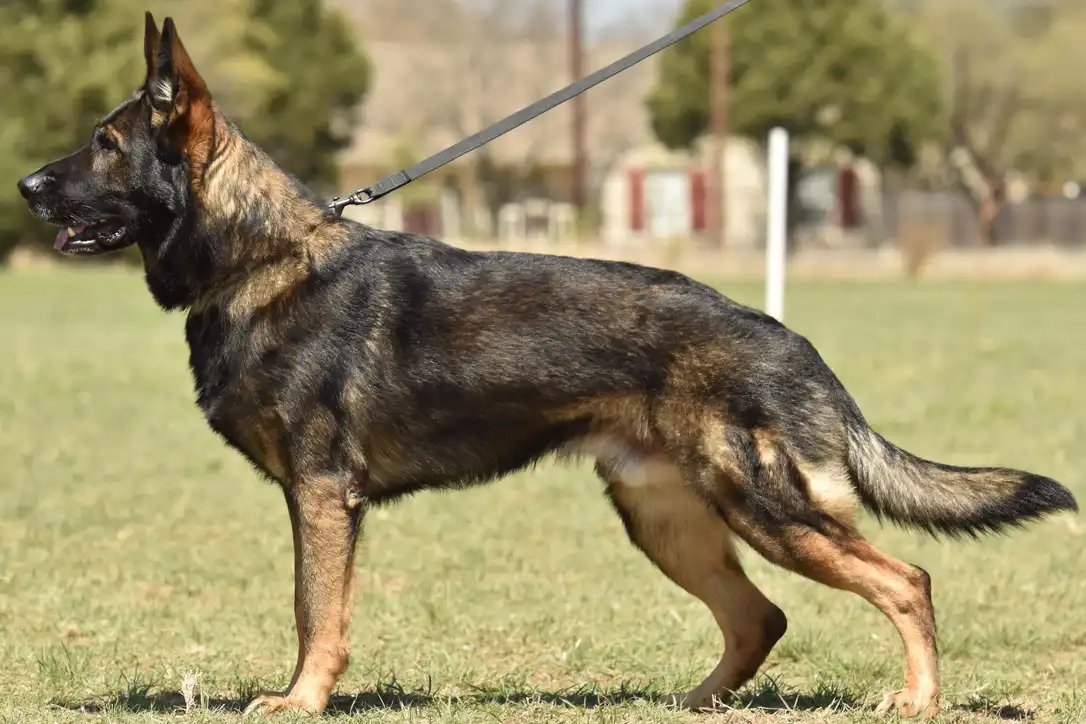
[1,268,1082,723]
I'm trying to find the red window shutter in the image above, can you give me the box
[629,168,645,232]
[690,169,707,232]
[838,166,859,228]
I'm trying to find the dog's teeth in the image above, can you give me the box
[67,227,77,237]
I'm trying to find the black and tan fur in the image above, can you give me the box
[17,14,1077,718]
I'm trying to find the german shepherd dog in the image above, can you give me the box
[17,13,1077,719]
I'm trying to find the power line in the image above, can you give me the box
[708,16,729,247]
[570,0,588,216]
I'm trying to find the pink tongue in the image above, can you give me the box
[54,224,86,251]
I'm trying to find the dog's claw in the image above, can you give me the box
[876,689,939,719]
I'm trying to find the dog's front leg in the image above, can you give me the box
[245,476,363,715]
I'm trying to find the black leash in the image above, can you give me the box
[328,0,753,217]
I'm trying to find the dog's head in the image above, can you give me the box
[17,13,213,257]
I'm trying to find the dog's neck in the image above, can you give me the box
[197,116,330,259]
[145,112,348,314]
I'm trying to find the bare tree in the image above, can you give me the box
[343,0,563,234]
[944,45,1017,245]
[910,0,1086,243]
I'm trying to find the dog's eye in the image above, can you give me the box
[95,133,119,152]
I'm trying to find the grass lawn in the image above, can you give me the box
[0,267,1083,723]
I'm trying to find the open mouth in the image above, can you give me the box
[54,219,129,255]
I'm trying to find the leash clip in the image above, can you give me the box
[328,188,375,218]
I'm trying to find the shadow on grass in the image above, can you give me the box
[957,696,1036,721]
[54,688,655,715]
[54,689,248,715]
[56,676,865,716]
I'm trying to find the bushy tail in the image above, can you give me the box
[845,420,1077,538]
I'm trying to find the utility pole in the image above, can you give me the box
[570,0,587,217]
[707,17,729,247]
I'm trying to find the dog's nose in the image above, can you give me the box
[17,171,56,199]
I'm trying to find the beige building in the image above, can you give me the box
[600,135,769,248]
[331,0,880,246]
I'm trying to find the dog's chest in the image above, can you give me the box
[185,308,296,482]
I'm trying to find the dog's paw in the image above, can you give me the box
[243,693,322,716]
[675,690,726,712]
[875,689,939,719]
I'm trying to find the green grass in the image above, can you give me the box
[0,268,1083,723]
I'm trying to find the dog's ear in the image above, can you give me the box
[143,11,161,87]
[145,16,212,151]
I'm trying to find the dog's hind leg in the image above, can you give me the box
[244,476,363,715]
[597,456,788,710]
[734,516,938,718]
[706,435,939,719]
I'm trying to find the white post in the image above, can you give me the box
[765,126,789,322]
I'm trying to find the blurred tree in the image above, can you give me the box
[0,0,142,261]
[1012,4,1086,188]
[240,0,371,190]
[646,0,943,168]
[0,0,369,262]
[907,0,1086,243]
